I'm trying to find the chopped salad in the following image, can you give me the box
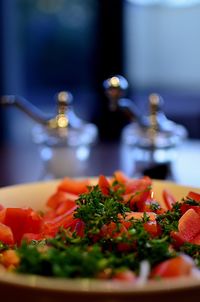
[0,171,200,282]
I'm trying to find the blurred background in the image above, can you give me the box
[1,0,200,143]
[0,0,200,185]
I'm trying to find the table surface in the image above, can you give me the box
[0,139,199,188]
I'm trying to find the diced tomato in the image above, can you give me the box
[4,208,42,244]
[112,270,136,281]
[42,212,75,236]
[4,208,30,243]
[191,233,200,245]
[144,221,160,237]
[55,200,77,216]
[187,191,200,202]
[171,208,200,246]
[170,231,185,247]
[151,255,194,278]
[124,176,152,195]
[58,178,89,195]
[113,170,129,185]
[25,210,42,234]
[0,209,6,223]
[138,199,165,214]
[180,204,200,216]
[0,223,14,245]
[47,191,78,209]
[100,222,128,239]
[162,189,176,210]
[178,209,200,242]
[45,197,77,220]
[0,204,4,211]
[43,209,57,220]
[47,191,67,209]
[71,219,85,237]
[98,175,110,195]
[121,193,136,206]
[43,202,77,225]
[21,233,44,243]
[138,199,153,212]
[122,177,152,210]
[1,250,20,268]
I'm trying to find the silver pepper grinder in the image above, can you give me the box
[1,92,98,178]
[104,75,188,179]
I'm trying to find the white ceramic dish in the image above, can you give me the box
[0,179,200,302]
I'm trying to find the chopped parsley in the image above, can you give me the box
[156,202,182,236]
[74,185,129,236]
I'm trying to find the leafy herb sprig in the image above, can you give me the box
[156,202,182,236]
[74,185,129,236]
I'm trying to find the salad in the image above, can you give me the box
[0,171,200,282]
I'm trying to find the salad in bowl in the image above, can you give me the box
[0,171,200,283]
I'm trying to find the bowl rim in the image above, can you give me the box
[0,270,200,295]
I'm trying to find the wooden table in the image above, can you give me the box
[0,139,199,188]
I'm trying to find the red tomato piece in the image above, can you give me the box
[170,231,185,247]
[191,233,200,245]
[0,222,14,245]
[98,175,110,195]
[4,208,31,244]
[139,199,165,214]
[22,233,44,243]
[112,270,136,281]
[122,177,152,210]
[138,199,153,212]
[71,219,85,237]
[58,178,89,195]
[178,209,200,242]
[0,209,6,224]
[47,191,78,209]
[125,176,152,195]
[151,255,194,278]
[180,204,200,216]
[113,170,129,185]
[24,210,42,234]
[1,250,20,268]
[55,200,77,216]
[43,209,57,220]
[162,189,176,210]
[0,204,4,211]
[46,191,65,209]
[4,208,42,244]
[121,193,135,205]
[42,212,75,236]
[187,191,200,202]
[144,221,160,237]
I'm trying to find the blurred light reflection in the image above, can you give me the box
[127,0,200,7]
